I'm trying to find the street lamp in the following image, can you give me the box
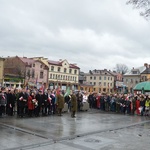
[142,87,145,94]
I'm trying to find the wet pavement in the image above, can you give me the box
[0,110,150,150]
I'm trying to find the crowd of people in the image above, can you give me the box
[0,87,78,118]
[0,86,150,119]
[88,92,150,116]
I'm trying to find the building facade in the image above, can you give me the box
[140,63,150,82]
[78,71,94,92]
[47,59,80,90]
[85,69,115,93]
[4,56,49,88]
[123,66,146,93]
[109,71,123,93]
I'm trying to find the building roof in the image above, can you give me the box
[124,66,146,76]
[141,67,150,74]
[86,69,113,76]
[19,57,35,65]
[48,59,80,69]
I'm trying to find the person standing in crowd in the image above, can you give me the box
[136,95,141,115]
[43,89,52,115]
[64,94,71,112]
[139,95,145,116]
[50,90,56,114]
[88,92,94,109]
[7,89,16,116]
[145,95,150,116]
[56,90,64,116]
[105,93,110,111]
[35,90,43,117]
[28,91,37,117]
[126,96,131,115]
[42,90,49,116]
[100,93,105,111]
[18,88,28,118]
[76,91,83,111]
[96,93,101,109]
[116,94,121,113]
[110,94,116,112]
[131,95,137,115]
[0,87,7,117]
[70,91,77,118]
[6,89,11,115]
[120,95,126,114]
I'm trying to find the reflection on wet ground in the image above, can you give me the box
[0,110,150,150]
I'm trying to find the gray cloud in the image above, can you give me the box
[0,0,150,72]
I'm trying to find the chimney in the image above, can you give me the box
[144,63,148,68]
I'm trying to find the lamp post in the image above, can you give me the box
[142,87,145,94]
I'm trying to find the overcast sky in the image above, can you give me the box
[0,0,150,72]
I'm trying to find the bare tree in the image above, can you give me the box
[115,64,128,74]
[127,0,150,19]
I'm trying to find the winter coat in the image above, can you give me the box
[18,92,28,107]
[71,94,77,112]
[57,94,64,109]
[0,92,7,106]
[35,94,44,107]
[28,96,36,110]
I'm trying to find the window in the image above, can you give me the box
[94,76,96,80]
[99,76,102,80]
[104,77,106,80]
[90,76,92,80]
[32,70,35,78]
[74,70,77,74]
[69,69,72,74]
[40,71,43,79]
[53,74,55,79]
[33,64,35,67]
[132,71,138,74]
[50,74,52,79]
[99,82,101,86]
[90,82,92,85]
[104,82,106,86]
[94,82,96,86]
[51,66,54,71]
[40,65,42,68]
[108,77,109,80]
[64,68,67,73]
[58,67,61,72]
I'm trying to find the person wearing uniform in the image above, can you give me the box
[70,91,77,118]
